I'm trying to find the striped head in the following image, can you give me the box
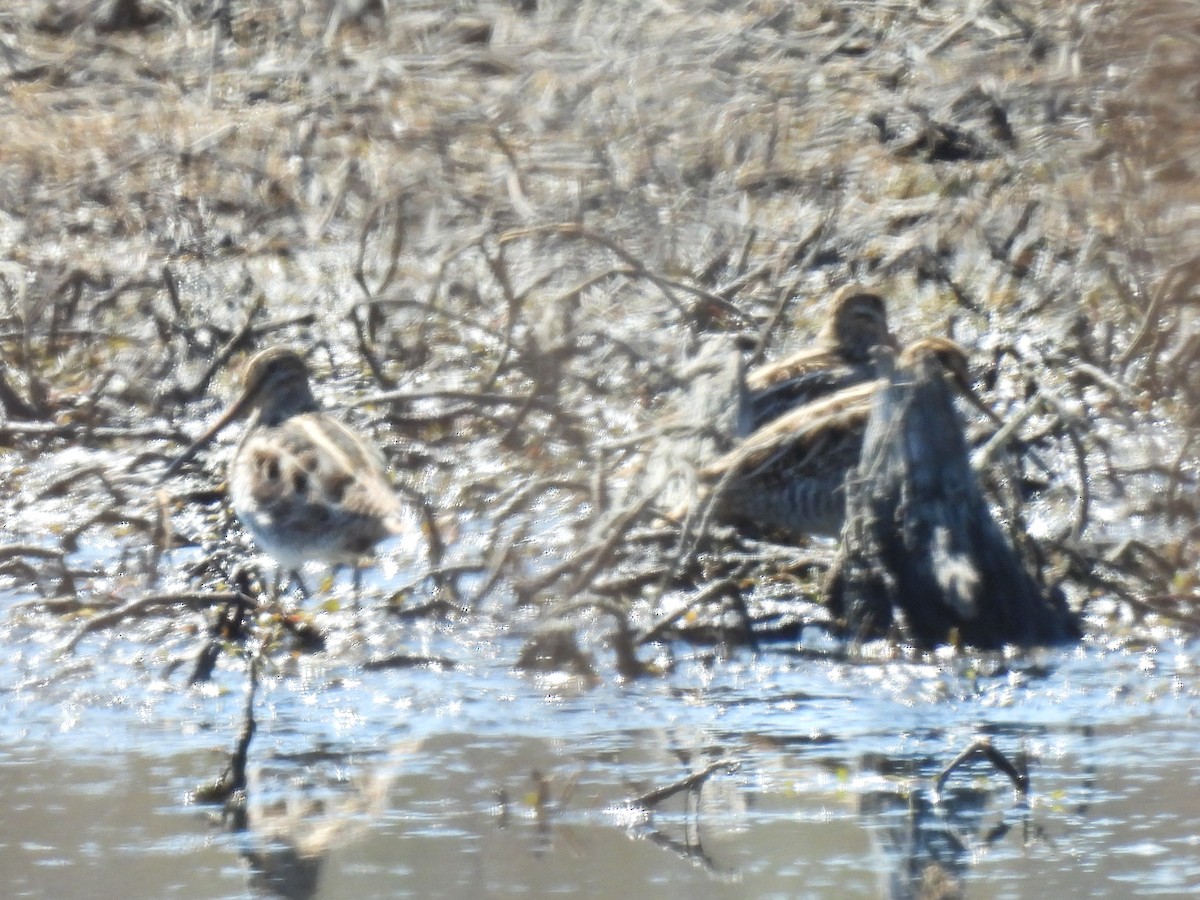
[235,347,319,426]
[899,337,1000,424]
[161,347,319,478]
[814,285,897,364]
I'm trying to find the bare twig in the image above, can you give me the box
[631,758,741,809]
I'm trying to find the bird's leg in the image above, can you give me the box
[346,563,364,615]
[281,568,312,601]
[268,568,326,652]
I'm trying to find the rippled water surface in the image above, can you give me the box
[3,610,1199,899]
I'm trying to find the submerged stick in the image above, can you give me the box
[631,758,741,809]
[933,738,1028,803]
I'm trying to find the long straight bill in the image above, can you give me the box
[159,390,253,481]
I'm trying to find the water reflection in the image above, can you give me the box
[3,642,1200,897]
[857,745,1030,900]
[230,746,402,899]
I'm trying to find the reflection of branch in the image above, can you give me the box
[860,740,1038,900]
[192,655,258,809]
[629,758,742,879]
[631,758,740,809]
[933,738,1027,803]
[228,658,259,799]
[639,824,726,876]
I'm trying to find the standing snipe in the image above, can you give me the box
[745,285,898,428]
[164,347,405,589]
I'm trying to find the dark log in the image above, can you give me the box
[825,349,1079,649]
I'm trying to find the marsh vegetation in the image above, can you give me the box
[2,1,1200,896]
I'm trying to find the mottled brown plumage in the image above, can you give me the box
[165,347,404,575]
[746,285,898,428]
[677,337,995,538]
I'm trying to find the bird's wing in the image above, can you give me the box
[244,412,404,527]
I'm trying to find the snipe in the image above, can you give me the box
[164,347,405,591]
[676,337,998,538]
[746,285,899,428]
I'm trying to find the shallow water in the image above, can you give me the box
[3,609,1199,899]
